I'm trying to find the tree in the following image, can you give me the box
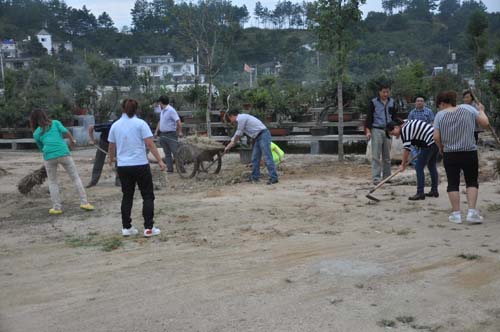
[97,12,116,31]
[405,0,437,21]
[467,9,489,83]
[311,0,365,161]
[438,0,460,19]
[173,0,248,137]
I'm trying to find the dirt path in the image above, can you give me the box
[1,149,499,332]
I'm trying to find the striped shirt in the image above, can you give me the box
[433,104,479,153]
[400,120,435,151]
[407,107,434,124]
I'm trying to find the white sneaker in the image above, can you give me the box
[144,227,161,238]
[466,211,484,224]
[448,213,462,224]
[122,227,139,236]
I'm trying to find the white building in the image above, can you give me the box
[1,39,17,58]
[484,59,496,72]
[36,29,72,55]
[111,58,133,68]
[112,53,199,83]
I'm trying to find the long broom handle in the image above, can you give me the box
[368,154,419,194]
[469,91,500,145]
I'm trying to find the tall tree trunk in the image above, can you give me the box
[207,76,212,138]
[337,41,344,161]
[337,79,344,161]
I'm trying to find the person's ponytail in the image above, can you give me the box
[124,99,139,118]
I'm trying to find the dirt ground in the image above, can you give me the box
[1,146,500,332]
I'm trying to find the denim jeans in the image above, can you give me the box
[415,144,439,194]
[117,164,155,229]
[44,156,88,210]
[371,128,391,182]
[251,129,278,181]
[159,132,178,172]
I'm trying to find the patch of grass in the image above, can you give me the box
[377,319,396,328]
[65,233,123,252]
[487,203,500,212]
[396,316,415,324]
[100,236,123,252]
[65,235,96,248]
[396,228,413,236]
[458,253,481,260]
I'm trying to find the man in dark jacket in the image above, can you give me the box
[365,84,399,185]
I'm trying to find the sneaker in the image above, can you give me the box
[246,177,260,184]
[425,191,439,198]
[466,211,484,224]
[49,208,62,215]
[408,193,425,200]
[86,183,96,188]
[267,178,279,185]
[373,179,381,186]
[80,203,95,211]
[448,213,462,224]
[144,227,161,238]
[122,227,139,237]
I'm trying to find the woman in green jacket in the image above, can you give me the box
[31,109,94,215]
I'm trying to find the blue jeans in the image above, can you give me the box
[251,129,278,181]
[415,144,439,194]
[159,132,178,172]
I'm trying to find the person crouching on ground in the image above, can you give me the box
[224,109,279,185]
[386,119,439,200]
[31,109,94,215]
[433,90,489,224]
[108,99,166,237]
[260,141,285,168]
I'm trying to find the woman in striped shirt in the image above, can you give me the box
[433,90,489,224]
[387,119,438,201]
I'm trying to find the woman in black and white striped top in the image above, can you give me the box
[433,90,489,224]
[387,119,438,201]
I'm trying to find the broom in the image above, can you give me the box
[18,166,47,195]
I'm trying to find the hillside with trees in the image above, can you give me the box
[0,0,499,133]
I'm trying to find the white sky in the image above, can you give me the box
[64,0,500,29]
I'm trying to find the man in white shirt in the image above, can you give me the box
[154,95,183,173]
[224,109,278,184]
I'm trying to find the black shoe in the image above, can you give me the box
[425,191,439,198]
[267,179,279,185]
[247,177,260,183]
[86,183,96,188]
[167,170,174,173]
[408,193,425,200]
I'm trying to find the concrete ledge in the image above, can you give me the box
[0,138,37,150]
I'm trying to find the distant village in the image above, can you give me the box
[0,29,211,97]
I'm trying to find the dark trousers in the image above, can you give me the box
[89,140,120,186]
[117,164,155,229]
[415,144,439,194]
[89,140,108,186]
[443,150,479,192]
[159,132,178,172]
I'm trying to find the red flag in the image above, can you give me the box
[244,63,253,73]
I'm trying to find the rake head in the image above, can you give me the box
[365,193,380,202]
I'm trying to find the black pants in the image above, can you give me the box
[117,164,155,229]
[89,140,108,186]
[89,140,120,186]
[443,150,479,192]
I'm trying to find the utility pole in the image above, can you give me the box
[0,51,5,91]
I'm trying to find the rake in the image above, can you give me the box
[366,154,419,202]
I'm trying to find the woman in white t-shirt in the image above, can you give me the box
[108,99,166,238]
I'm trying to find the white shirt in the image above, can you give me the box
[232,114,267,142]
[154,104,180,132]
[108,114,153,166]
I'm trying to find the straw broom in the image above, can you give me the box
[17,166,47,195]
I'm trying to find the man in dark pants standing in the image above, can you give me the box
[87,121,120,188]
[154,95,183,173]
